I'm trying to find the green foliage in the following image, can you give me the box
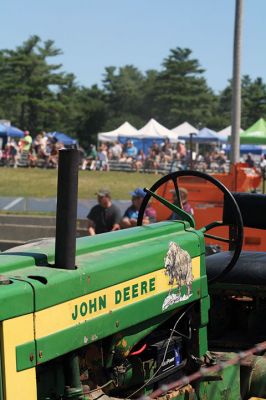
[62,85,108,147]
[215,75,266,130]
[152,47,216,128]
[242,76,266,128]
[103,65,145,115]
[102,65,147,130]
[0,35,74,133]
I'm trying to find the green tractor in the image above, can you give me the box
[0,149,265,399]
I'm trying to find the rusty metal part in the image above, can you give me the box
[157,384,194,400]
[147,341,266,399]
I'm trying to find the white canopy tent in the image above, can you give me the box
[172,121,198,138]
[137,118,178,142]
[98,121,138,142]
[217,125,243,142]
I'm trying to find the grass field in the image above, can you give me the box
[0,168,159,200]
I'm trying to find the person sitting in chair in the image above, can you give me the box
[169,187,194,220]
[121,187,157,228]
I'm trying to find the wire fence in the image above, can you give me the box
[145,341,266,399]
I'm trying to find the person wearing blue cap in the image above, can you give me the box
[120,187,157,229]
[130,187,146,198]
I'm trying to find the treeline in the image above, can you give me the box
[0,35,266,148]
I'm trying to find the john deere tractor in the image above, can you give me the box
[0,149,266,400]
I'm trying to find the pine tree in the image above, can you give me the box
[0,35,75,133]
[152,47,215,128]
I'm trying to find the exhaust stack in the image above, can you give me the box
[55,149,79,270]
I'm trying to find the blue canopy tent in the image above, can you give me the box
[178,127,220,163]
[47,132,77,147]
[179,127,219,143]
[223,143,266,155]
[0,124,24,138]
[118,136,164,155]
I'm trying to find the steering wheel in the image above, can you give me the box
[137,170,243,283]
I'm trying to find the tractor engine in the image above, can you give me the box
[35,305,200,399]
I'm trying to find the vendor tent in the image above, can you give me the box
[217,125,243,142]
[171,121,198,138]
[179,127,219,143]
[118,118,177,154]
[133,118,178,153]
[0,124,24,138]
[223,143,266,155]
[196,127,219,142]
[137,118,177,141]
[98,122,138,142]
[47,132,77,146]
[240,118,266,144]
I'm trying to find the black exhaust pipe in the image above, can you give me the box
[55,149,79,270]
[55,149,83,396]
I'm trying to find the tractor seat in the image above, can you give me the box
[206,192,266,285]
[206,251,266,285]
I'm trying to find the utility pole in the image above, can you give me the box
[231,0,244,164]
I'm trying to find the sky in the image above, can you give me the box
[1,0,266,94]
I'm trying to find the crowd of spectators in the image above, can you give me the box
[0,132,263,175]
[81,139,231,174]
[81,139,189,172]
[0,131,66,168]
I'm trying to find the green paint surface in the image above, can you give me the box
[0,221,204,313]
[34,279,203,364]
[198,354,240,399]
[0,221,207,374]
